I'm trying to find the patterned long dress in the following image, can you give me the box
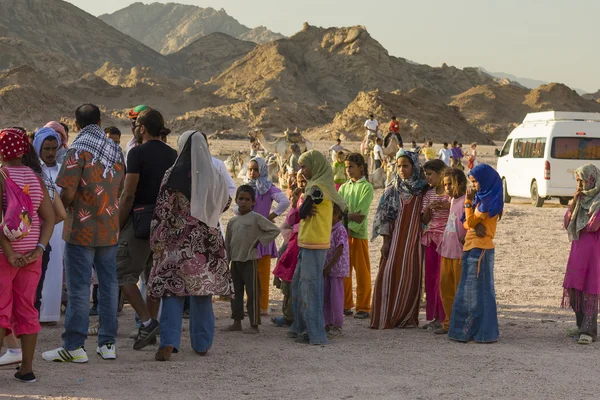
[370,194,423,329]
[148,168,231,299]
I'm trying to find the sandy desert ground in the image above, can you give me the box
[2,139,598,400]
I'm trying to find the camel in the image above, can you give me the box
[369,167,387,189]
[248,129,312,158]
[224,151,244,179]
[382,135,401,158]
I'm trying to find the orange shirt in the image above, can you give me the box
[389,120,399,133]
[462,199,498,251]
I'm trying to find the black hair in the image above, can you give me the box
[391,116,396,120]
[427,140,433,146]
[60,122,69,134]
[236,184,256,202]
[104,126,121,136]
[452,140,458,147]
[423,159,447,174]
[443,142,448,147]
[136,109,171,138]
[75,104,101,128]
[336,138,341,143]
[443,168,467,198]
[369,114,374,119]
[21,144,43,175]
[346,152,368,179]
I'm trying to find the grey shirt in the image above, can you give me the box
[225,211,280,262]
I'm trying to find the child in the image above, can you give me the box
[329,138,350,162]
[562,164,600,344]
[338,153,373,319]
[373,138,385,170]
[449,164,503,343]
[333,151,347,191]
[290,150,347,344]
[438,142,452,167]
[450,141,464,170]
[468,143,478,170]
[104,126,122,146]
[410,141,420,153]
[224,185,280,334]
[421,160,450,330]
[243,157,290,315]
[272,172,307,327]
[421,141,436,162]
[435,168,467,335]
[323,204,350,338]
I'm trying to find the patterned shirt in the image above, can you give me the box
[421,188,450,247]
[324,221,350,277]
[56,149,125,247]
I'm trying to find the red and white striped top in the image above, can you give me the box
[1,166,44,254]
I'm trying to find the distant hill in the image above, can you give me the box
[478,67,587,95]
[99,2,285,55]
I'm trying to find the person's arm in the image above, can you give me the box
[323,244,343,276]
[118,173,139,229]
[24,184,55,263]
[299,196,315,220]
[57,150,83,209]
[348,185,373,224]
[225,219,233,256]
[269,189,291,221]
[0,175,27,267]
[52,190,67,224]
[257,214,281,245]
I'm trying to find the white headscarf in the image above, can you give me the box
[174,130,230,229]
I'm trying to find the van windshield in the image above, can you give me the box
[551,137,600,160]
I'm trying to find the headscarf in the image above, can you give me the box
[166,130,229,229]
[0,128,29,160]
[298,150,346,211]
[33,127,61,157]
[44,121,68,149]
[244,157,273,196]
[70,124,123,178]
[372,150,426,240]
[128,104,151,120]
[468,164,503,218]
[567,164,600,241]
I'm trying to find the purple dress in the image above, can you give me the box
[563,210,600,296]
[254,185,287,258]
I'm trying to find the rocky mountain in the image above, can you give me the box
[582,90,600,102]
[450,82,600,139]
[212,24,496,111]
[0,0,174,80]
[326,89,494,144]
[99,2,284,55]
[167,33,256,83]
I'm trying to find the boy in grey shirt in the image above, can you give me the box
[223,185,280,333]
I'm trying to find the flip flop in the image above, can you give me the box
[578,334,593,345]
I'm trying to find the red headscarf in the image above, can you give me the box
[44,121,68,149]
[0,128,29,160]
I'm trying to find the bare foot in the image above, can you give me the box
[243,326,259,334]
[221,321,242,332]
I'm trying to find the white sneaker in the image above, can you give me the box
[42,347,88,363]
[96,343,116,360]
[0,350,22,366]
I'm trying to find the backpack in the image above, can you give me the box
[0,168,33,241]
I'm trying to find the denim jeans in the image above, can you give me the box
[448,248,498,343]
[62,244,118,350]
[160,295,214,353]
[289,248,328,345]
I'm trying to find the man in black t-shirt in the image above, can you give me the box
[117,109,177,351]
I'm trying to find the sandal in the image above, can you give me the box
[566,327,579,337]
[155,346,174,361]
[578,334,594,345]
[88,324,99,336]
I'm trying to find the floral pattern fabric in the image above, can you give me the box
[148,168,231,298]
[56,149,124,247]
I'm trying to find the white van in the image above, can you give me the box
[497,111,600,207]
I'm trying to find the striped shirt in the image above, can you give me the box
[1,166,44,254]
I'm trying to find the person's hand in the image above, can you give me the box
[474,223,487,238]
[24,247,44,263]
[575,187,583,199]
[291,188,303,208]
[466,187,476,201]
[323,265,332,277]
[349,212,366,223]
[380,238,391,259]
[8,252,27,268]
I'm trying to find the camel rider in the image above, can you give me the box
[384,116,403,149]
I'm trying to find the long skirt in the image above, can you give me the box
[370,195,423,329]
[448,248,499,343]
[40,222,64,322]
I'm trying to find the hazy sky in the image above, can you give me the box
[68,0,598,92]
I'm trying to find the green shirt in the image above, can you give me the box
[338,178,374,239]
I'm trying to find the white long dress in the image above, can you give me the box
[39,163,64,322]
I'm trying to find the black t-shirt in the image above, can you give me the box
[126,140,178,206]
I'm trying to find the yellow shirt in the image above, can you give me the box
[422,147,437,161]
[462,200,498,251]
[298,186,333,250]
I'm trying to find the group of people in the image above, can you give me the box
[1,103,599,384]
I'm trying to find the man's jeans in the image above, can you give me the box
[62,244,118,350]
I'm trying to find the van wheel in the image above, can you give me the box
[530,181,544,207]
[502,178,511,204]
[559,197,571,206]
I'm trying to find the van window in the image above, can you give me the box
[551,137,600,160]
[513,138,546,158]
[499,139,512,157]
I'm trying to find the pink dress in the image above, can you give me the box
[563,210,600,296]
[273,197,304,282]
[254,186,289,258]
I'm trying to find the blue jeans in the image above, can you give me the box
[62,244,118,350]
[289,248,328,345]
[448,248,499,343]
[160,295,214,352]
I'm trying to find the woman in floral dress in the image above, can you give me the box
[148,130,231,361]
